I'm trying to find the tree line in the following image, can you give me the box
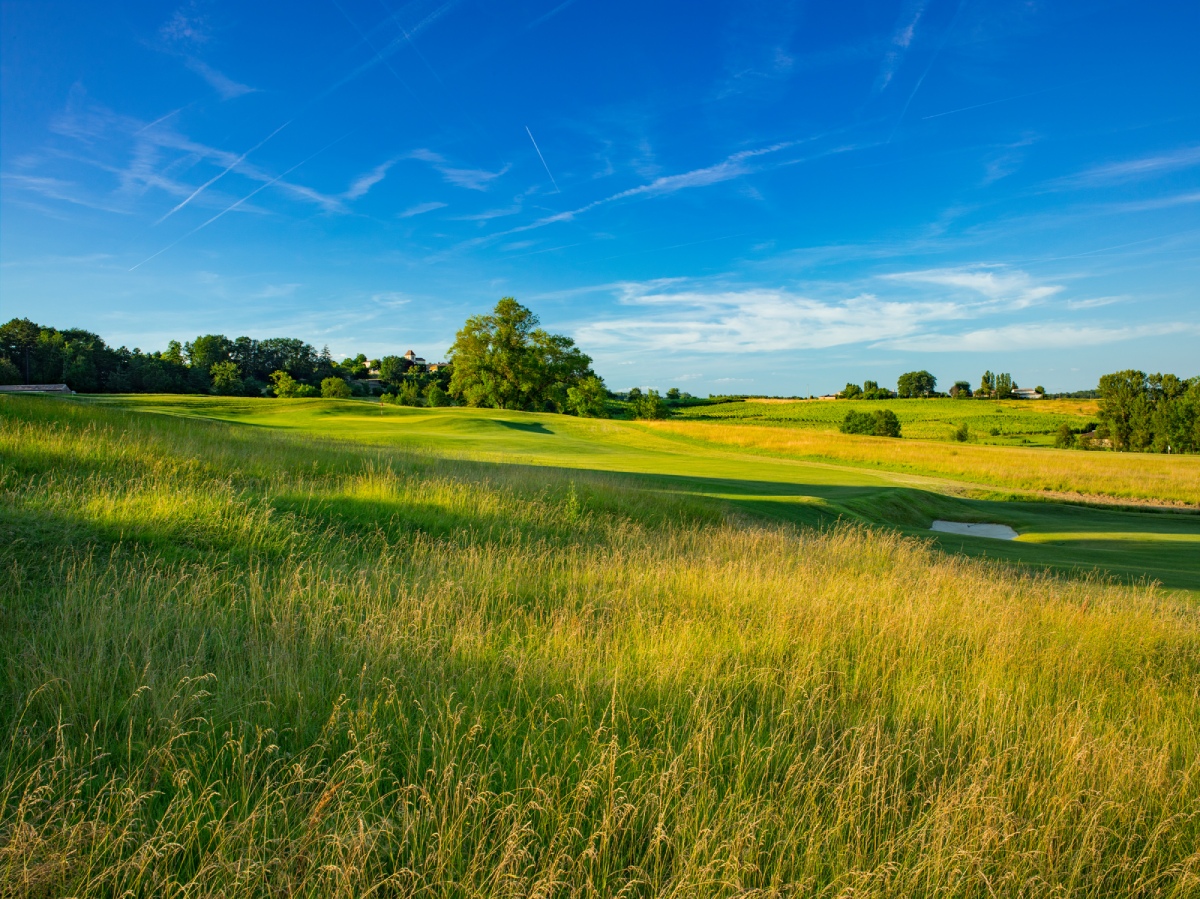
[1085,370,1200,453]
[0,299,650,419]
[840,370,1046,400]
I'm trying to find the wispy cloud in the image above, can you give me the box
[491,140,806,238]
[571,266,1075,355]
[885,321,1197,353]
[344,157,399,200]
[884,265,1061,308]
[183,58,257,100]
[156,120,291,223]
[157,5,257,100]
[1066,295,1125,310]
[409,149,509,190]
[452,205,523,222]
[399,200,447,217]
[42,97,345,216]
[1107,191,1200,212]
[526,0,580,30]
[131,134,347,270]
[575,280,962,353]
[875,0,927,92]
[1,174,133,214]
[1067,145,1200,186]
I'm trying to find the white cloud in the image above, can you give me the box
[576,282,961,353]
[1066,295,1125,310]
[183,58,257,100]
[569,266,1144,356]
[1069,145,1200,185]
[344,158,398,200]
[884,266,1061,308]
[409,149,509,190]
[885,322,1198,353]
[875,0,927,92]
[398,201,447,217]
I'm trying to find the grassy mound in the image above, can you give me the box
[2,398,1199,896]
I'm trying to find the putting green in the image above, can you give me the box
[83,395,1200,593]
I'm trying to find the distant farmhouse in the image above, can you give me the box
[402,349,446,372]
[1011,387,1043,399]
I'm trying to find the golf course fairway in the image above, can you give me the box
[80,394,1200,593]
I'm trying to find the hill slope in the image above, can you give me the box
[2,396,1199,896]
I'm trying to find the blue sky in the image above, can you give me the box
[1,0,1197,394]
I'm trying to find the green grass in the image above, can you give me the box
[79,394,1200,591]
[3,394,1200,897]
[675,397,1099,445]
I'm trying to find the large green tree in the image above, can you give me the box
[448,298,599,412]
[896,370,936,398]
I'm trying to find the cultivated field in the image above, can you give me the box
[677,397,1098,445]
[3,395,1200,897]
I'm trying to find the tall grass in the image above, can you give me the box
[2,396,1199,897]
[647,420,1200,506]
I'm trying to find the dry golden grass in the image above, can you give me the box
[645,420,1200,505]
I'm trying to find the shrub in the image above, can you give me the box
[321,377,353,399]
[841,409,902,438]
[567,375,608,417]
[270,370,317,398]
[424,382,450,407]
[209,361,244,396]
[398,381,422,407]
[873,409,902,437]
[0,356,21,385]
[1055,423,1078,449]
[953,422,969,442]
[632,389,669,420]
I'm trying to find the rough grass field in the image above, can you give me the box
[677,398,1098,445]
[645,419,1200,508]
[3,395,1200,897]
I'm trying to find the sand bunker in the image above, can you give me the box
[931,520,1018,540]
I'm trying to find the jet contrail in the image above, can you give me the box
[525,126,560,193]
[155,119,292,225]
[131,134,347,271]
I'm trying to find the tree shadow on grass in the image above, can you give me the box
[494,419,553,434]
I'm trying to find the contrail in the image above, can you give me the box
[134,105,188,135]
[921,84,1072,120]
[525,126,560,193]
[131,134,347,271]
[155,119,292,225]
[888,0,966,142]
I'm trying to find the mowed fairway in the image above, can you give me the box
[3,395,1200,897]
[86,394,1200,591]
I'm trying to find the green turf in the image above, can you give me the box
[675,396,1097,445]
[79,394,1200,592]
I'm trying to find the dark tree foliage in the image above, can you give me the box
[1098,370,1199,453]
[896,370,936,398]
[0,318,340,396]
[861,380,893,400]
[447,298,600,413]
[631,389,669,420]
[841,409,902,438]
